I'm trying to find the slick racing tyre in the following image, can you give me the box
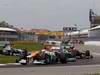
[21,63,27,65]
[59,53,67,64]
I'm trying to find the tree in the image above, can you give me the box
[0,21,14,28]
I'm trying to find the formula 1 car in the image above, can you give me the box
[18,46,76,65]
[75,50,93,59]
[18,45,93,65]
[69,48,93,59]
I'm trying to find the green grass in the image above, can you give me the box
[0,46,3,50]
[12,43,44,52]
[0,55,19,64]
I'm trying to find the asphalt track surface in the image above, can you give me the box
[0,45,100,75]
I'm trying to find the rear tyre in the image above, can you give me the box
[60,58,67,64]
[21,63,27,65]
[60,53,67,64]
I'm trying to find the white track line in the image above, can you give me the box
[0,63,21,66]
[7,63,21,65]
[0,64,7,66]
